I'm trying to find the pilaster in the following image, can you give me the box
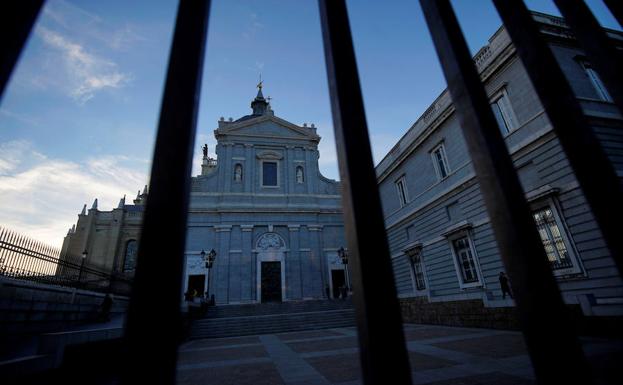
[241,225,254,301]
[215,225,231,304]
[308,224,324,297]
[287,224,302,299]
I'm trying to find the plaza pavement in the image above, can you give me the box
[176,323,622,385]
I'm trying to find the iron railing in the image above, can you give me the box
[0,227,132,295]
[0,1,621,384]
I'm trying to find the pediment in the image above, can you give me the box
[215,115,320,143]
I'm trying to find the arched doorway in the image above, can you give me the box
[256,232,286,302]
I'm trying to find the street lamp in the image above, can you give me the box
[79,249,87,285]
[337,246,350,293]
[201,249,217,303]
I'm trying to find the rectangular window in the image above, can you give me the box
[533,206,574,271]
[491,90,517,135]
[431,143,450,180]
[581,61,613,102]
[452,236,479,284]
[262,161,278,186]
[395,177,408,207]
[407,248,426,291]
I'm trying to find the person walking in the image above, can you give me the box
[100,293,113,322]
[499,272,513,299]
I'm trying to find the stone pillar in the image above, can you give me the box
[287,225,302,299]
[249,143,258,193]
[109,208,124,273]
[223,143,233,192]
[286,146,295,194]
[241,225,254,302]
[308,224,324,298]
[228,225,242,303]
[215,225,231,304]
[245,144,253,193]
[300,226,312,298]
[305,147,315,194]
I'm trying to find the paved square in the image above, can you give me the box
[176,324,623,385]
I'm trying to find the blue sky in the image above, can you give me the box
[0,0,619,246]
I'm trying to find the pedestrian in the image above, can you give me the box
[100,293,113,322]
[499,272,513,299]
[340,285,348,300]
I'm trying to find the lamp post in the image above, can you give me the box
[337,247,350,293]
[79,249,87,286]
[201,249,217,303]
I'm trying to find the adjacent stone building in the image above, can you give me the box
[59,87,347,304]
[377,12,623,327]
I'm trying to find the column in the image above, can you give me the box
[228,225,242,303]
[287,225,302,299]
[305,147,315,194]
[286,146,294,194]
[244,144,253,193]
[241,225,254,301]
[223,143,233,192]
[308,224,323,298]
[215,225,231,304]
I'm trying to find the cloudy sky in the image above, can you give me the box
[0,0,619,247]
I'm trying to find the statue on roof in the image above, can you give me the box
[202,144,208,158]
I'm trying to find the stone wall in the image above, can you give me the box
[400,296,521,330]
[0,277,128,336]
[399,296,596,333]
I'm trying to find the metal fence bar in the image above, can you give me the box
[419,1,590,383]
[553,0,623,115]
[121,0,211,384]
[493,0,623,280]
[603,0,623,27]
[0,1,44,101]
[318,1,413,384]
[0,226,129,292]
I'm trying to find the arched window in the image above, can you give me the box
[123,240,138,273]
[234,163,243,182]
[296,166,304,184]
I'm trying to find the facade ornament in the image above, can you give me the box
[257,232,285,251]
[80,204,87,215]
[118,195,126,209]
[234,164,243,182]
[91,198,98,210]
[296,166,304,183]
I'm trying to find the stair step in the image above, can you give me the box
[189,300,356,339]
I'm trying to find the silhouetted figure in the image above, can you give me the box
[340,285,348,300]
[499,272,513,299]
[325,285,330,299]
[184,291,192,302]
[100,293,113,322]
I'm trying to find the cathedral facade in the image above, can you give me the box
[60,88,347,305]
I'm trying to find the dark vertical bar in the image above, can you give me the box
[122,1,210,384]
[419,1,589,383]
[318,1,412,384]
[553,0,623,114]
[493,0,623,281]
[603,0,623,27]
[0,1,44,100]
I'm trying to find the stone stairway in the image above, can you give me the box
[189,299,356,339]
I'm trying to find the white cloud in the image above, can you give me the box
[43,0,145,51]
[0,141,147,247]
[36,26,131,103]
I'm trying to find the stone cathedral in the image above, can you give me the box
[60,85,348,304]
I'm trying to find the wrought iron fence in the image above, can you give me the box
[1,1,622,384]
[0,226,132,295]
